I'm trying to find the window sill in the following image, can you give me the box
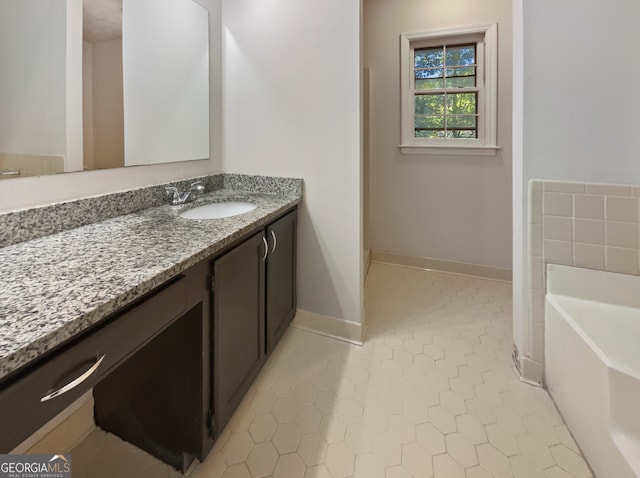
[399,145,500,156]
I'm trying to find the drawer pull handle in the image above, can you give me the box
[40,354,106,402]
[270,231,277,254]
[261,237,268,261]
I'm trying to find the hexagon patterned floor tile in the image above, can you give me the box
[71,263,594,478]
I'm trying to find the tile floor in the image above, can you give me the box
[72,263,593,477]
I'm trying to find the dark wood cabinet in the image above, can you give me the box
[211,208,297,435]
[0,206,297,474]
[94,304,210,472]
[266,210,297,354]
[0,273,190,454]
[212,232,266,434]
[92,259,214,473]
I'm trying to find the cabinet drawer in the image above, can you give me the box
[0,276,187,452]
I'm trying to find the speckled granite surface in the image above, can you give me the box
[223,174,303,196]
[0,175,224,248]
[0,177,302,381]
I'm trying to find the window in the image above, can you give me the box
[400,24,499,155]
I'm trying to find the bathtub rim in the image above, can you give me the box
[546,294,640,382]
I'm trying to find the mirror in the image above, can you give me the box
[0,0,209,180]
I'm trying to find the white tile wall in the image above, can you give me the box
[573,219,604,245]
[526,179,640,378]
[573,195,604,220]
[606,196,637,222]
[542,192,573,217]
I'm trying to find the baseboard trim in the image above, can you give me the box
[12,390,95,454]
[519,356,544,386]
[292,309,364,346]
[371,250,512,282]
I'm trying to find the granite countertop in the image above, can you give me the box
[0,188,301,381]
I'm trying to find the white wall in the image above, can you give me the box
[221,0,363,324]
[0,0,66,157]
[514,0,640,361]
[123,0,210,166]
[523,0,640,185]
[0,0,222,213]
[364,0,513,270]
[511,0,525,357]
[363,67,371,272]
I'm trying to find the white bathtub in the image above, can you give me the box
[545,264,640,478]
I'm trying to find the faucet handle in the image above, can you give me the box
[189,181,204,190]
[165,186,180,204]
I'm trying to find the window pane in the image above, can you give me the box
[409,40,485,142]
[445,67,475,77]
[446,93,477,114]
[446,130,477,139]
[446,44,475,66]
[444,66,475,88]
[446,115,477,128]
[415,116,444,129]
[416,78,444,89]
[416,68,443,79]
[415,94,444,115]
[445,76,475,88]
[415,130,445,138]
[415,47,443,68]
[415,68,443,90]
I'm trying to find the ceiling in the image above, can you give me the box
[83,0,122,43]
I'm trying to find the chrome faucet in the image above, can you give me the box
[165,181,205,205]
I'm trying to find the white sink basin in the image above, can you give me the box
[179,201,257,220]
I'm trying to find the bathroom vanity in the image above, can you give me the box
[0,176,300,472]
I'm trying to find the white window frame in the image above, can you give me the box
[399,23,499,156]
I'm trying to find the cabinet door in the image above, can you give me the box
[266,210,297,354]
[213,232,266,433]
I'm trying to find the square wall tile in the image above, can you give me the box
[606,197,638,223]
[543,240,573,266]
[543,216,572,241]
[573,195,604,220]
[606,222,638,248]
[573,219,604,245]
[605,247,639,275]
[529,180,640,381]
[574,243,605,270]
[543,193,572,217]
